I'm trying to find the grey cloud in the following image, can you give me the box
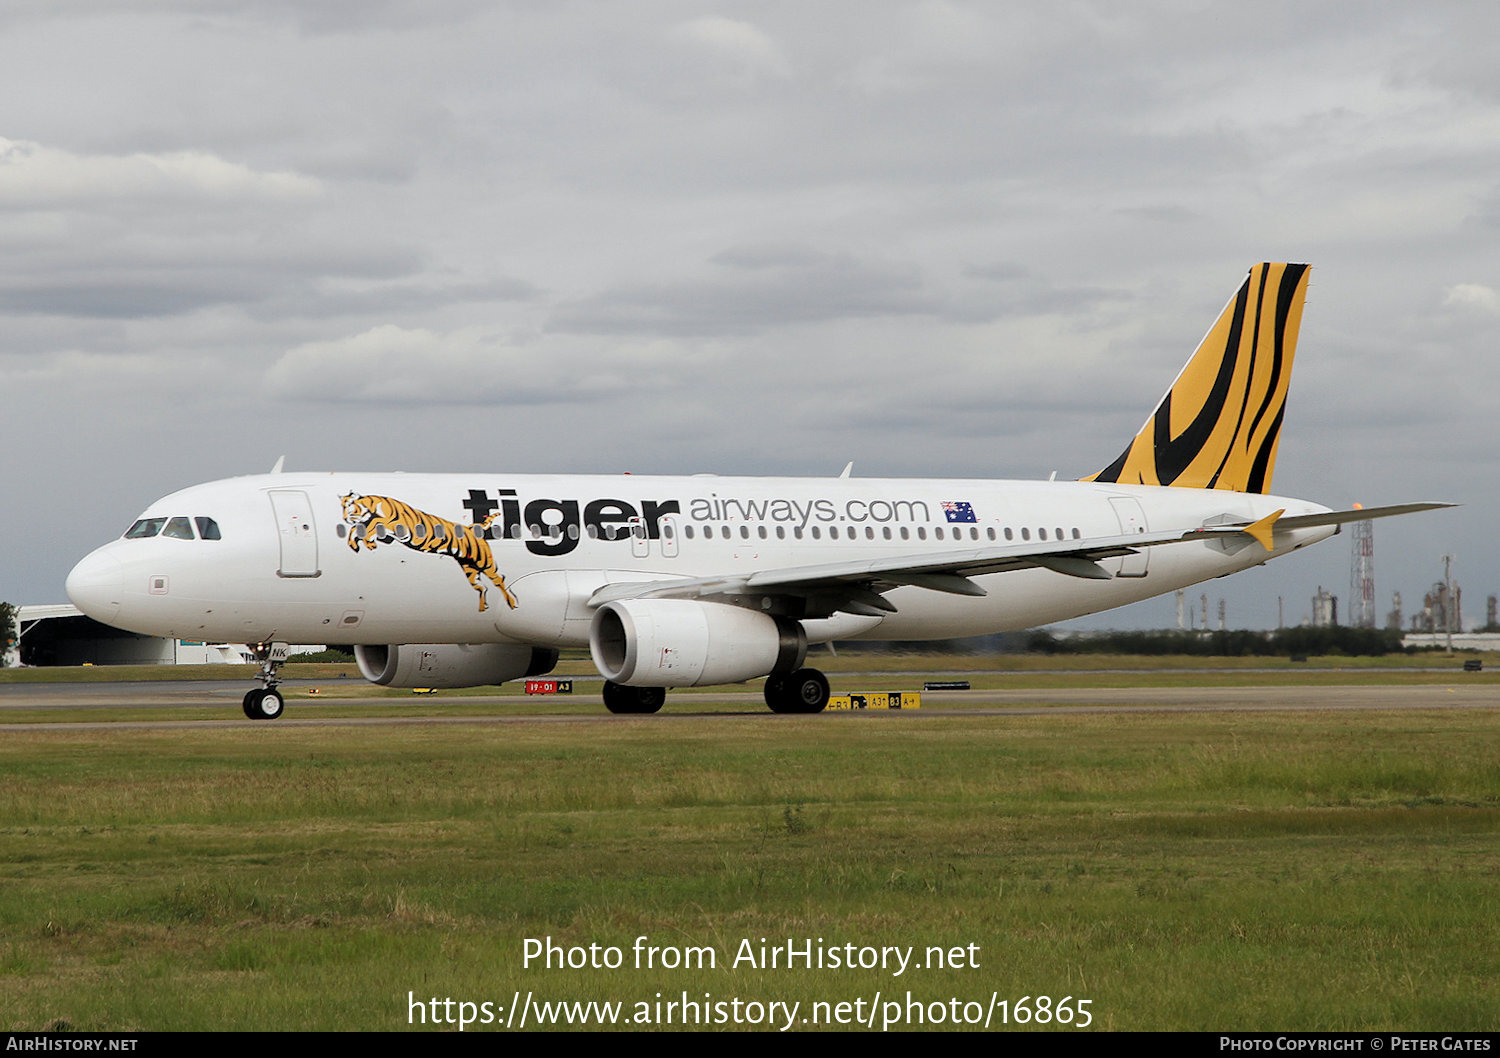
[1,0,1492,627]
[255,277,543,321]
[0,238,423,320]
[0,138,321,207]
[262,324,710,406]
[550,248,935,336]
[711,243,846,270]
[0,0,488,34]
[959,264,1129,320]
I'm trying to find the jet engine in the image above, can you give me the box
[354,643,558,689]
[590,599,806,687]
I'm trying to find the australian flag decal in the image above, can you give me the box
[942,501,977,523]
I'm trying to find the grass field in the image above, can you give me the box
[2,657,1498,1032]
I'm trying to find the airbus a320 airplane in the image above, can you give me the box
[67,264,1448,719]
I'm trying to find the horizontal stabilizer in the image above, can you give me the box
[1276,502,1456,530]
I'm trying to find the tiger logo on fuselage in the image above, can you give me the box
[340,493,518,612]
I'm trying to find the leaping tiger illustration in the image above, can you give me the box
[340,493,518,612]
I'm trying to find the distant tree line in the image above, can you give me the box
[1025,626,1407,657]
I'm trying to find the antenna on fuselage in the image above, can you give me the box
[839,462,853,479]
[270,455,285,474]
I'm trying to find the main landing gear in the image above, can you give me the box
[242,642,289,720]
[602,681,666,714]
[763,668,831,714]
[600,668,831,715]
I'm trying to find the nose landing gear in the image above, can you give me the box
[242,642,289,720]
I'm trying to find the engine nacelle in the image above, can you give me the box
[590,599,806,687]
[354,643,558,689]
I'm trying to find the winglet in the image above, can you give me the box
[1241,508,1284,551]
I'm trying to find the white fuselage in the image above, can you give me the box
[66,472,1336,648]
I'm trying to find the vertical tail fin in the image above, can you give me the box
[1084,262,1311,494]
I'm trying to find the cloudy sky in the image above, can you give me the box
[2,1,1493,631]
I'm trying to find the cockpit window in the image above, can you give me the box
[124,517,166,539]
[124,515,220,540]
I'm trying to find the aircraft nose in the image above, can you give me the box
[66,549,125,624]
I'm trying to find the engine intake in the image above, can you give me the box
[590,599,806,687]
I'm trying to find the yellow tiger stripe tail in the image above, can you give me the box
[1084,263,1311,494]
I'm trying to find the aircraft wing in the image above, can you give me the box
[589,503,1454,617]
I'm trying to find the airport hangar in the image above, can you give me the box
[10,605,255,668]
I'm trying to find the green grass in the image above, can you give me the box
[2,705,1498,1031]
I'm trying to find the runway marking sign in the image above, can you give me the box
[827,692,920,710]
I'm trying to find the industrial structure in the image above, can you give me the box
[1349,519,1375,628]
[1311,586,1338,628]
